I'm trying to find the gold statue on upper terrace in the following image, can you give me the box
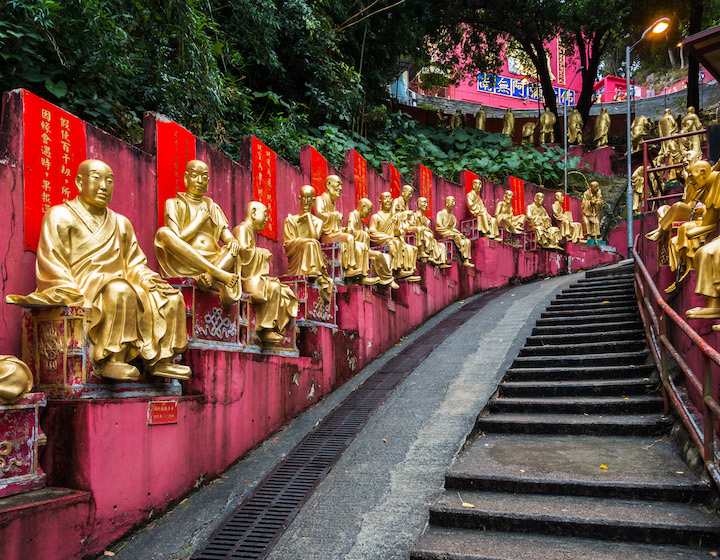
[539,108,556,144]
[6,160,190,381]
[436,196,474,268]
[501,108,515,140]
[466,179,499,239]
[368,192,420,282]
[568,109,583,145]
[593,107,611,148]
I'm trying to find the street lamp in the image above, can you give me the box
[626,17,670,256]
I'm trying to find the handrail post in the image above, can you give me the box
[659,307,670,414]
[703,354,715,464]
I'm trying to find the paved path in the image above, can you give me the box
[104,272,581,560]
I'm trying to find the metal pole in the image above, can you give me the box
[564,96,568,195]
[626,45,634,256]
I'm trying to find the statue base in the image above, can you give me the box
[500,229,536,251]
[0,392,47,498]
[439,239,459,263]
[460,217,480,240]
[279,275,337,328]
[320,242,345,285]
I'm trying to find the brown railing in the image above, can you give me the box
[633,236,720,487]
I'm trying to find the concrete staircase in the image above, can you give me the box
[411,264,720,559]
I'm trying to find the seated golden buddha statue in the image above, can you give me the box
[233,202,298,344]
[346,198,399,289]
[466,179,499,239]
[6,160,190,382]
[368,192,420,282]
[526,192,562,249]
[551,191,584,243]
[409,197,451,268]
[282,185,334,301]
[155,159,241,302]
[314,175,376,285]
[495,190,526,234]
[436,196,475,268]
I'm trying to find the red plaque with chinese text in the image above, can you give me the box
[251,137,278,240]
[353,151,368,209]
[509,176,525,216]
[389,164,401,199]
[156,120,196,228]
[23,91,87,251]
[562,191,571,213]
[418,164,433,216]
[148,400,179,425]
[464,171,480,195]
[309,146,327,196]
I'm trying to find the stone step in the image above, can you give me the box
[585,262,634,278]
[504,363,655,381]
[534,313,640,326]
[445,434,707,502]
[572,281,635,292]
[499,377,656,397]
[548,298,636,310]
[519,339,647,356]
[525,329,645,346]
[411,528,720,560]
[427,490,720,547]
[553,292,636,303]
[562,284,635,295]
[541,306,638,319]
[511,350,649,368]
[474,412,670,436]
[531,320,644,336]
[488,395,664,415]
[576,275,634,285]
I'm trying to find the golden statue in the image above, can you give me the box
[346,199,399,289]
[368,192,420,282]
[392,184,415,229]
[436,196,475,268]
[581,181,603,240]
[552,192,584,243]
[154,159,241,302]
[526,193,562,249]
[631,166,645,215]
[233,202,298,344]
[467,179,499,239]
[568,109,583,145]
[6,160,190,381]
[521,121,537,146]
[475,107,487,131]
[314,175,376,285]
[495,190,526,234]
[594,107,611,148]
[0,356,33,405]
[631,115,651,153]
[282,185,334,301]
[501,108,515,140]
[449,109,463,132]
[658,108,678,156]
[410,197,451,268]
[681,107,704,154]
[539,108,557,144]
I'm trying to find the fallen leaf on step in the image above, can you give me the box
[103,552,115,557]
[381,438,387,443]
[462,502,476,508]
[708,551,718,556]
[602,300,610,303]
[676,471,685,475]
[599,464,609,470]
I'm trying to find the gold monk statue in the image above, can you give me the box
[630,115,651,153]
[368,192,420,282]
[631,166,645,215]
[521,121,537,146]
[392,184,415,229]
[539,108,556,144]
[593,107,611,148]
[409,197,451,268]
[475,107,487,131]
[233,202,298,344]
[581,181,603,240]
[568,108,583,145]
[314,175,376,285]
[526,192,562,249]
[0,356,34,405]
[282,185,334,301]
[552,192,584,243]
[155,159,241,302]
[6,160,190,381]
[681,106,704,155]
[501,108,515,140]
[466,179,499,239]
[495,190,526,234]
[658,108,678,156]
[436,196,475,268]
[346,198,399,289]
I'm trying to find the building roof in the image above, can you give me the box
[684,25,720,83]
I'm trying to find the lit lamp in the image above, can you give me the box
[626,17,670,255]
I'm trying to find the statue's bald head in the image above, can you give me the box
[245,200,268,230]
[76,159,114,210]
[245,200,266,219]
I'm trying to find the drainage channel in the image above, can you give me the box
[191,286,509,560]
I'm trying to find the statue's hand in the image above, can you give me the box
[227,238,240,256]
[260,247,272,259]
[195,207,211,224]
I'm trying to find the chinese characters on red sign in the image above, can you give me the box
[509,176,525,216]
[389,164,401,199]
[147,400,179,425]
[562,192,571,213]
[464,171,480,195]
[156,120,196,228]
[251,136,278,240]
[23,91,87,251]
[309,146,327,196]
[418,164,433,216]
[353,151,368,210]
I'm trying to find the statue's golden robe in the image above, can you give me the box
[526,203,562,248]
[552,201,583,243]
[581,189,603,237]
[346,210,395,284]
[368,210,418,273]
[466,190,499,237]
[436,209,472,260]
[314,192,367,276]
[282,212,333,300]
[495,200,526,234]
[411,212,447,266]
[7,198,187,365]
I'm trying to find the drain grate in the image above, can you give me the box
[191,287,508,560]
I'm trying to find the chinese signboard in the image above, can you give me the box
[309,146,327,196]
[418,165,433,216]
[508,176,525,216]
[388,164,402,199]
[251,136,278,240]
[147,400,179,425]
[464,171,480,195]
[23,91,87,251]
[353,151,368,210]
[477,74,576,106]
[156,120,196,228]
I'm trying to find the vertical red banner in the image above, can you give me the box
[23,91,87,251]
[509,176,525,216]
[389,164,401,199]
[418,165,433,216]
[156,120,196,228]
[251,136,278,240]
[562,191,571,213]
[353,151,368,209]
[464,171,480,195]
[309,146,327,196]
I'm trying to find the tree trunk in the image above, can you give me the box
[667,49,676,68]
[686,0,703,110]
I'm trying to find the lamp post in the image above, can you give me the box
[626,17,670,256]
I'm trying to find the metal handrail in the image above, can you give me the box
[633,234,720,487]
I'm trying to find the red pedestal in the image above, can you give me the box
[279,275,337,328]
